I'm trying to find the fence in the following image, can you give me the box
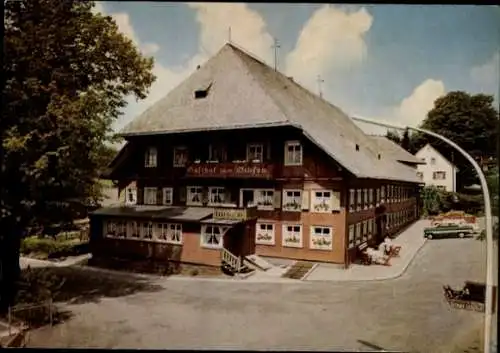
[7,299,54,335]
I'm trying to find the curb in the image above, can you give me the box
[301,263,319,281]
[305,238,428,283]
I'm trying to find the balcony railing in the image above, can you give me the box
[213,206,258,221]
[186,161,274,179]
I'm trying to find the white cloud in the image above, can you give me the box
[470,51,499,95]
[285,5,373,91]
[396,79,446,126]
[352,79,446,135]
[188,3,274,63]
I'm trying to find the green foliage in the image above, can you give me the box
[420,186,442,216]
[20,237,76,257]
[412,91,499,188]
[2,0,155,229]
[385,130,401,145]
[486,166,499,217]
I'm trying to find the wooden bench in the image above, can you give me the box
[357,242,371,265]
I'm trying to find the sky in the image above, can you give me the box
[92,2,500,136]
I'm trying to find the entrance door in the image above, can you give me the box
[242,190,254,207]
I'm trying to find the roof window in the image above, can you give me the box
[194,82,212,99]
[355,144,359,151]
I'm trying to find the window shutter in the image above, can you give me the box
[119,188,126,204]
[202,188,209,204]
[331,191,341,211]
[179,186,187,203]
[137,187,144,205]
[157,188,163,205]
[273,190,282,209]
[301,190,309,210]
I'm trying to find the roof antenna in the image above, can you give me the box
[272,37,280,71]
[317,75,324,98]
[228,26,232,43]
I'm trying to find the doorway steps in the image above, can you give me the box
[243,254,273,271]
[282,261,315,280]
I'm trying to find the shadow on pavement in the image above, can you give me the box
[16,266,163,306]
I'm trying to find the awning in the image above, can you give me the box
[91,205,214,222]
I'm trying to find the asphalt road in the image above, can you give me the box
[27,237,487,352]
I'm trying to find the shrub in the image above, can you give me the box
[20,237,81,257]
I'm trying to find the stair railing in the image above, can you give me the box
[221,248,241,272]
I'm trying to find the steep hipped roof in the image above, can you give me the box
[120,43,420,183]
[368,136,425,165]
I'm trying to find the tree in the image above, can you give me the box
[412,91,499,188]
[401,128,412,152]
[385,129,401,145]
[1,0,155,312]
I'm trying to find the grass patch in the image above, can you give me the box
[20,236,88,260]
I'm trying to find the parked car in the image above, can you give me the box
[424,223,475,239]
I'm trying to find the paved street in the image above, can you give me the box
[26,236,487,352]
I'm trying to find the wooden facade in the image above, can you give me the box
[92,126,420,269]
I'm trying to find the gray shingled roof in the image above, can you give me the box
[120,43,420,183]
[368,136,424,165]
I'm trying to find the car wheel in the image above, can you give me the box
[458,232,465,238]
[427,234,433,239]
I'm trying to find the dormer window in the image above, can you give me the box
[284,141,302,166]
[355,144,359,151]
[144,147,157,168]
[194,83,212,99]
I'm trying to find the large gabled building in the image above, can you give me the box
[91,43,422,272]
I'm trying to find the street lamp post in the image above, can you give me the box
[351,115,496,353]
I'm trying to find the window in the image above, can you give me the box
[282,224,302,248]
[208,144,227,162]
[129,221,140,238]
[201,225,224,248]
[158,223,182,244]
[417,172,423,180]
[375,188,380,206]
[284,141,303,166]
[142,222,154,240]
[144,147,157,168]
[433,171,446,180]
[173,146,188,167]
[105,221,117,238]
[144,187,157,205]
[113,221,126,238]
[430,157,436,165]
[348,225,355,248]
[363,189,369,209]
[355,223,362,245]
[356,189,362,211]
[247,143,263,162]
[368,189,374,207]
[163,188,173,205]
[381,186,386,203]
[282,190,302,212]
[256,190,274,210]
[256,223,275,245]
[208,187,226,205]
[312,191,332,213]
[125,187,137,205]
[349,189,355,212]
[367,219,373,239]
[362,221,368,241]
[187,186,203,206]
[310,226,333,250]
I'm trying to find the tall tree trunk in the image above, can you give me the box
[0,217,22,315]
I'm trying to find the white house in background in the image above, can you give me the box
[415,144,458,192]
